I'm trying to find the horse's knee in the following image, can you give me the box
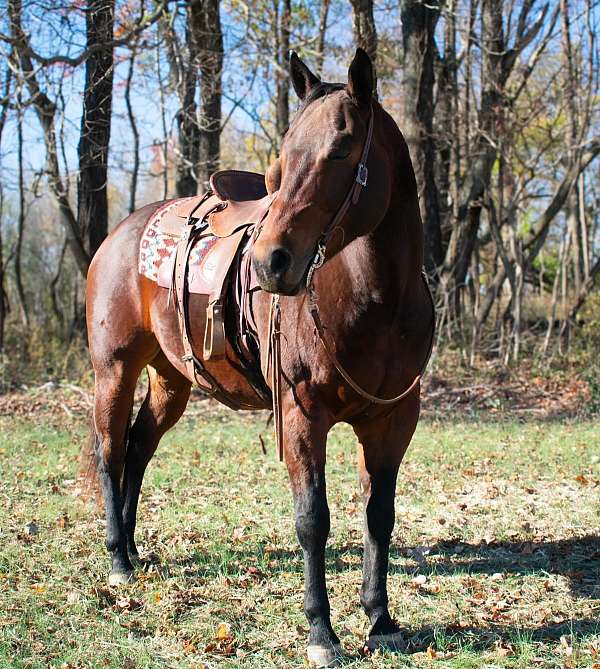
[294,491,330,551]
[365,493,395,541]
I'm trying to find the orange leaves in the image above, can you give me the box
[204,621,236,656]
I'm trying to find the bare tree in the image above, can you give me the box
[400,0,442,276]
[274,0,291,140]
[0,65,11,353]
[192,0,224,189]
[78,0,115,258]
[8,0,90,277]
[315,0,331,76]
[349,0,378,89]
[125,39,140,214]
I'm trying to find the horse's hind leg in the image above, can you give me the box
[122,355,191,561]
[92,361,140,585]
[351,397,420,652]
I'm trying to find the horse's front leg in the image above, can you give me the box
[352,397,420,652]
[284,409,341,667]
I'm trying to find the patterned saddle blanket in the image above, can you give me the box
[138,198,219,288]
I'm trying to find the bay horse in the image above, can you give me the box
[85,48,434,666]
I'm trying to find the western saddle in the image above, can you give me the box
[155,169,275,408]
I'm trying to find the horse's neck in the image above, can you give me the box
[347,104,424,304]
[339,187,423,311]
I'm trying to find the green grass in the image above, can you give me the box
[0,407,598,668]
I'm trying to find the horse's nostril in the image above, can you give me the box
[269,248,292,277]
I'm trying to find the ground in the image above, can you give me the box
[0,388,598,669]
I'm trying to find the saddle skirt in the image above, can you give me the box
[137,170,273,407]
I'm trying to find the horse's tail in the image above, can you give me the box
[78,415,102,506]
[79,407,134,507]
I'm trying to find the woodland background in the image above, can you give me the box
[0,0,598,393]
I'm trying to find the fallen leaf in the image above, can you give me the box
[114,595,141,612]
[216,622,232,641]
[495,640,515,657]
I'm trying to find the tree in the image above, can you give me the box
[192,0,224,189]
[78,0,115,258]
[400,0,442,275]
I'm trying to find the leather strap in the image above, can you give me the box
[308,272,435,406]
[170,203,257,410]
[267,294,284,462]
[203,300,225,360]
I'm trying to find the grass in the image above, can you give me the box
[0,405,598,668]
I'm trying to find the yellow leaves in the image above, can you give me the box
[204,621,236,656]
[31,583,45,593]
[216,622,232,640]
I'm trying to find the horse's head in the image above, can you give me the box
[252,48,390,295]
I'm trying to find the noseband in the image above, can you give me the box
[268,104,434,461]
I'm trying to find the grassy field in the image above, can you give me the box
[0,403,598,668]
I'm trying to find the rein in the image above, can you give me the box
[268,105,435,462]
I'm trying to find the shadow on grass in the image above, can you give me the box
[407,535,600,599]
[401,616,600,654]
[148,534,599,601]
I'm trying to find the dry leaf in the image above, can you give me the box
[495,640,515,657]
[216,622,232,641]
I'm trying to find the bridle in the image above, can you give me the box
[267,104,435,461]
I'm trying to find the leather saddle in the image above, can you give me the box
[153,170,273,398]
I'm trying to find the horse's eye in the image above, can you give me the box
[327,147,351,161]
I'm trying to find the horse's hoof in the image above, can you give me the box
[365,630,405,652]
[108,570,135,586]
[307,643,343,667]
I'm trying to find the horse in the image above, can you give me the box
[85,48,435,667]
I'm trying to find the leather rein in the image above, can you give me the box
[268,105,435,461]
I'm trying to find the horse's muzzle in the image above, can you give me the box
[251,245,306,295]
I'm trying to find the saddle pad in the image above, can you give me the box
[139,199,217,283]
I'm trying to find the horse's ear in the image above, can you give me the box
[289,51,320,100]
[347,48,373,106]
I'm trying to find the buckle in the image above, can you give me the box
[356,163,368,187]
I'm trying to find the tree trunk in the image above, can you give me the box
[349,0,378,90]
[315,0,331,76]
[275,0,291,140]
[77,0,115,259]
[0,66,11,354]
[125,41,140,214]
[400,0,442,276]
[173,9,200,197]
[15,104,29,327]
[191,0,223,191]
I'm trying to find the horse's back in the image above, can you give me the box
[86,201,167,372]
